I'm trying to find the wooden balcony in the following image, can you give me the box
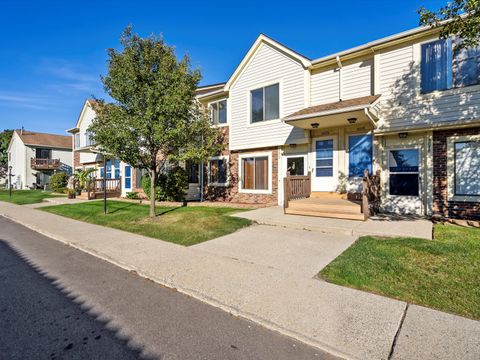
[31,158,61,170]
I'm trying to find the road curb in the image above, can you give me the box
[1,211,357,360]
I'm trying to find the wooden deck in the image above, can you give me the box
[285,192,365,220]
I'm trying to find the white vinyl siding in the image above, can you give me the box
[310,58,373,106]
[229,43,307,150]
[78,104,100,164]
[310,67,340,105]
[342,58,373,100]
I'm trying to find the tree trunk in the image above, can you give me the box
[149,168,156,217]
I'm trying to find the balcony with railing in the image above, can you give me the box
[30,158,61,170]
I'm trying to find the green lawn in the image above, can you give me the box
[40,200,252,246]
[320,224,480,320]
[0,189,64,205]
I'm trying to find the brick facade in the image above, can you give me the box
[203,127,279,205]
[73,150,80,169]
[433,127,480,220]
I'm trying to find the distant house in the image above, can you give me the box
[7,129,73,189]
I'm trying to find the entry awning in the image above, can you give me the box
[283,95,381,130]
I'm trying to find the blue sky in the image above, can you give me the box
[0,0,445,134]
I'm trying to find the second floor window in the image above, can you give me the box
[251,83,279,123]
[74,133,80,149]
[210,100,227,125]
[421,38,480,93]
[85,130,95,146]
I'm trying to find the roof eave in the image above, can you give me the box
[284,103,374,122]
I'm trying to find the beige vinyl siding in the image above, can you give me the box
[310,58,373,106]
[376,40,480,131]
[342,58,373,100]
[229,43,307,150]
[310,66,340,105]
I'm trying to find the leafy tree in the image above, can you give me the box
[0,129,14,181]
[419,0,480,49]
[90,27,222,217]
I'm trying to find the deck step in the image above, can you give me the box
[310,192,348,199]
[288,203,362,215]
[285,208,365,220]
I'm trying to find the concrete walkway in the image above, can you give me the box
[1,201,478,359]
[25,197,90,208]
[234,206,433,240]
[193,225,356,277]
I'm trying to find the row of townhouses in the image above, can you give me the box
[11,23,479,220]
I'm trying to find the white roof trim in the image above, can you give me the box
[224,34,311,91]
[284,104,374,122]
[74,99,94,129]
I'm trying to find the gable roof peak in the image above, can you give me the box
[224,33,311,91]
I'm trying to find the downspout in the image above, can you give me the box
[364,108,377,128]
[336,56,343,101]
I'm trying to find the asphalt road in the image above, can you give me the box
[0,216,339,360]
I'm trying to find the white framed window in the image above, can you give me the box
[74,133,80,149]
[239,152,272,194]
[447,135,480,201]
[250,83,279,123]
[285,154,307,176]
[85,130,95,146]
[388,148,420,196]
[208,156,229,186]
[209,99,227,126]
[421,37,480,93]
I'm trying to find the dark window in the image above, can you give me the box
[186,161,200,183]
[242,156,268,190]
[388,149,419,196]
[287,156,305,176]
[348,134,373,177]
[209,158,227,184]
[251,84,279,123]
[35,148,52,159]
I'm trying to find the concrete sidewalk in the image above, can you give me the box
[234,206,433,240]
[1,201,478,359]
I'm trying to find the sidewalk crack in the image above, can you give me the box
[388,303,409,360]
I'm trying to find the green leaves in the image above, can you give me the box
[89,27,222,215]
[419,0,480,50]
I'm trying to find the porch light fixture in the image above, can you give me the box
[311,123,319,129]
[347,117,357,124]
[398,132,408,139]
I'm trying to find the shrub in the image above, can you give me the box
[49,172,68,193]
[141,166,188,202]
[126,191,139,199]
